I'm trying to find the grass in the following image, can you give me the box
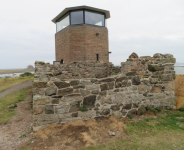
[0,69,34,74]
[0,76,33,92]
[0,88,32,124]
[81,110,184,150]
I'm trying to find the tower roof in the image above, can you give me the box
[52,5,110,23]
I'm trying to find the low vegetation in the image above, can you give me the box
[0,88,32,124]
[82,110,184,150]
[0,75,33,93]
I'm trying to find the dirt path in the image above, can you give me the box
[0,88,33,150]
[0,80,33,98]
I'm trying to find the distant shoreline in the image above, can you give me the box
[174,66,184,67]
[0,69,34,74]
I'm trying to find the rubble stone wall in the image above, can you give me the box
[33,53,176,127]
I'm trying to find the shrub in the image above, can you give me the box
[20,72,34,77]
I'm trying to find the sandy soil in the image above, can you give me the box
[175,74,184,108]
[0,88,33,150]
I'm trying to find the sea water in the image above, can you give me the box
[0,72,34,78]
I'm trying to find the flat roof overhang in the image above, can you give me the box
[52,5,110,23]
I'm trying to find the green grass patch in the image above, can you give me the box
[0,76,33,92]
[81,111,184,150]
[0,88,32,124]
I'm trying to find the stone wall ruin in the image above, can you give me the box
[33,53,176,127]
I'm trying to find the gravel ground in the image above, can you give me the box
[0,80,33,99]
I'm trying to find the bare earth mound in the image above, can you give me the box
[29,117,126,150]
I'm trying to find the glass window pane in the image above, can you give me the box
[85,11,105,26]
[71,10,84,24]
[56,13,69,32]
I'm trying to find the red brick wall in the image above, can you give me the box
[55,25,109,63]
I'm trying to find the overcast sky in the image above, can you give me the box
[0,0,184,69]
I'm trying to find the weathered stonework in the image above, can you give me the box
[33,53,176,127]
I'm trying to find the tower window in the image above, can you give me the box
[61,59,64,64]
[96,54,99,61]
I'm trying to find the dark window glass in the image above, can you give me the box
[70,10,84,24]
[85,11,105,26]
[56,13,69,32]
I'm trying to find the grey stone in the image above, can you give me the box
[123,104,132,110]
[70,80,79,86]
[150,78,158,84]
[96,103,100,107]
[148,64,161,72]
[132,75,141,85]
[51,98,59,104]
[83,95,96,108]
[138,85,147,93]
[45,105,54,114]
[160,74,173,81]
[33,114,58,126]
[99,91,107,96]
[113,89,119,92]
[8,104,16,108]
[109,131,115,136]
[126,71,136,76]
[33,106,44,115]
[85,84,99,90]
[33,82,48,88]
[110,105,120,111]
[92,90,99,94]
[80,80,92,85]
[132,103,138,108]
[115,76,128,88]
[58,88,73,96]
[127,109,137,117]
[33,88,45,95]
[51,95,63,98]
[100,97,112,104]
[73,85,85,89]
[112,111,122,119]
[69,100,81,112]
[80,89,90,97]
[54,82,70,89]
[91,79,98,83]
[45,88,56,96]
[100,108,110,115]
[137,105,146,115]
[99,78,115,82]
[100,84,108,91]
[71,112,78,117]
[33,97,51,105]
[64,94,83,101]
[55,103,70,114]
[78,111,96,118]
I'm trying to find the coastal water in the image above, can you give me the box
[174,67,184,75]
[0,72,34,78]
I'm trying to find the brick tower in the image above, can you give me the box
[52,6,110,64]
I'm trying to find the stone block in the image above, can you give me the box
[33,88,45,95]
[80,80,92,85]
[110,105,120,111]
[100,97,112,104]
[100,83,108,91]
[63,94,83,101]
[54,82,70,89]
[33,114,58,126]
[78,111,96,118]
[33,82,48,88]
[33,96,51,105]
[98,77,115,82]
[99,91,107,96]
[138,85,147,93]
[71,112,78,117]
[149,78,158,84]
[100,108,110,115]
[45,105,54,114]
[85,84,99,90]
[70,80,79,86]
[132,75,141,85]
[92,90,99,94]
[83,95,96,108]
[148,64,161,72]
[127,109,137,117]
[69,100,81,112]
[150,86,162,93]
[45,87,57,96]
[123,104,132,110]
[58,88,73,96]
[126,71,136,76]
[80,89,90,97]
[159,74,173,81]
[112,111,122,119]
[55,103,70,114]
[137,105,146,115]
[73,85,85,89]
[33,106,44,115]
[51,98,59,104]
